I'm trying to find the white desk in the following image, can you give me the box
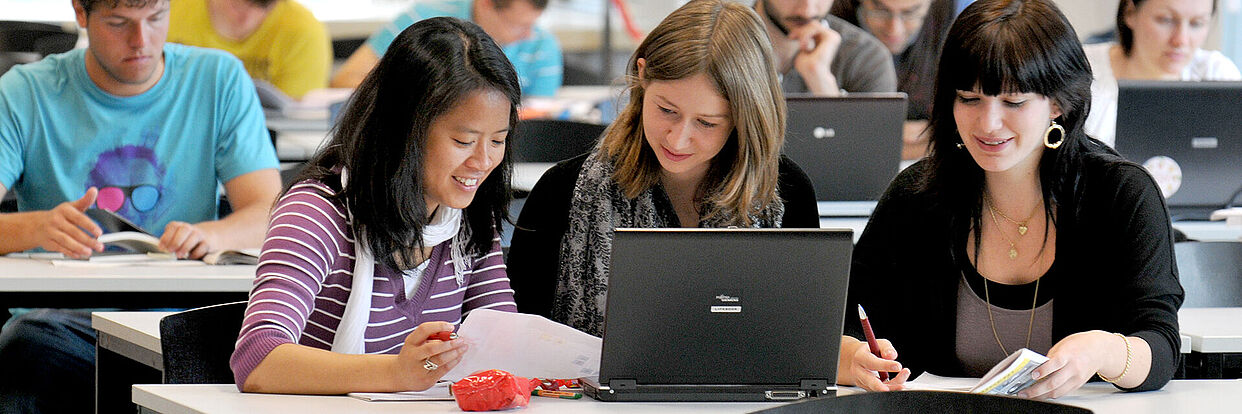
[1180,308,1242,353]
[0,257,254,293]
[0,256,253,309]
[93,311,171,368]
[94,311,175,414]
[132,380,1242,414]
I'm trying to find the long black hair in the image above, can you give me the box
[921,0,1120,257]
[288,17,519,269]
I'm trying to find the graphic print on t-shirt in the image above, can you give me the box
[85,129,169,229]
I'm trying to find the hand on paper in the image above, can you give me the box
[1018,331,1106,399]
[34,188,103,259]
[394,321,469,391]
[841,336,910,391]
[160,221,216,259]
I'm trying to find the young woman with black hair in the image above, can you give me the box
[229,17,520,394]
[839,0,1183,398]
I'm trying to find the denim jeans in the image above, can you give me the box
[0,309,95,414]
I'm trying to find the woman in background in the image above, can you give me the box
[1083,0,1240,146]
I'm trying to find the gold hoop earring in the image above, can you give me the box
[1044,121,1065,149]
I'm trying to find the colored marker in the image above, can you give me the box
[532,390,582,399]
[430,331,458,341]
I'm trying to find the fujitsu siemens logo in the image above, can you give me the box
[715,295,740,302]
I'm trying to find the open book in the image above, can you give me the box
[85,209,167,255]
[970,348,1049,395]
[201,248,260,265]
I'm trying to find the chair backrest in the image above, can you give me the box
[159,301,248,384]
[0,21,78,76]
[1174,241,1242,307]
[511,119,606,163]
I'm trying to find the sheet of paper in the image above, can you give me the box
[444,309,601,381]
[348,382,453,401]
[50,256,204,267]
[904,373,978,392]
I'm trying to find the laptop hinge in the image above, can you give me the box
[800,379,829,390]
[608,379,638,390]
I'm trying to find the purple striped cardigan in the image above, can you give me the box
[230,180,517,388]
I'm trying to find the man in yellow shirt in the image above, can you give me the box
[169,0,331,99]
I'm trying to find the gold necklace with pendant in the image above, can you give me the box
[986,204,1021,259]
[984,194,1037,236]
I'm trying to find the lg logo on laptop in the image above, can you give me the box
[711,294,742,313]
[812,126,835,139]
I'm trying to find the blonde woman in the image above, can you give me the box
[506,0,820,336]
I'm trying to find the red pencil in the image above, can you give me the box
[857,305,889,381]
[429,331,458,341]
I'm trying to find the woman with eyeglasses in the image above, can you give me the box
[1082,0,1240,147]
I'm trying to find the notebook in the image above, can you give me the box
[1114,80,1242,220]
[582,228,853,402]
[782,94,907,203]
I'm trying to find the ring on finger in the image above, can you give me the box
[422,358,439,371]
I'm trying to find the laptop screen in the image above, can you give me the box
[1115,80,1242,218]
[782,94,907,202]
[600,228,852,388]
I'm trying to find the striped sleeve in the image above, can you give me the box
[462,235,518,316]
[230,181,349,389]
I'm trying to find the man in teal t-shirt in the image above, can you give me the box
[330,0,563,97]
[0,0,280,412]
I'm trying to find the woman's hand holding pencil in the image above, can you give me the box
[840,305,911,391]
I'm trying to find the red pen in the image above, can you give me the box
[429,331,458,341]
[858,305,889,381]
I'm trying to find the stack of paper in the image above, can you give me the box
[970,348,1049,395]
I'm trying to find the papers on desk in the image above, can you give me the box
[970,348,1048,395]
[444,309,602,381]
[903,373,977,392]
[348,382,453,402]
[49,254,204,267]
[902,349,1048,396]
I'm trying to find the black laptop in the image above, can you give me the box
[1115,80,1242,220]
[782,94,907,202]
[582,228,853,402]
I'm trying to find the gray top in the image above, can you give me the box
[954,274,1053,376]
[769,14,897,94]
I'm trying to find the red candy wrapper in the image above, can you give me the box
[451,370,540,411]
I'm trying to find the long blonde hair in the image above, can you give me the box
[599,0,786,226]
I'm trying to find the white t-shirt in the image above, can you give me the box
[1083,42,1241,147]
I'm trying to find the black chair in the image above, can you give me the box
[1174,241,1242,307]
[159,301,248,384]
[511,119,606,163]
[0,21,78,75]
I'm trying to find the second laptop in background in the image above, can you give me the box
[1114,80,1242,220]
[783,94,907,206]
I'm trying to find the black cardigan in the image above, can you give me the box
[507,153,822,318]
[845,158,1184,392]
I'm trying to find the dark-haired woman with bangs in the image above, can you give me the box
[837,0,1183,398]
[229,17,519,394]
